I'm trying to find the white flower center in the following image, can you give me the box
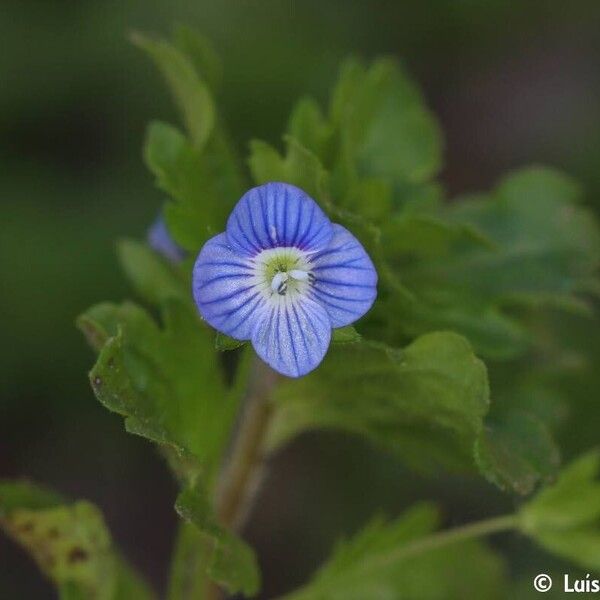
[270,269,312,295]
[251,247,314,301]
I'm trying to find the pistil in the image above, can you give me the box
[269,268,312,296]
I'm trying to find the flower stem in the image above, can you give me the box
[215,356,279,530]
[372,513,518,566]
[167,522,214,600]
[203,356,279,600]
[280,513,519,600]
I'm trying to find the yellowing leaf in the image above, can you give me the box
[0,481,153,600]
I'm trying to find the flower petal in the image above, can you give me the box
[226,182,333,256]
[147,217,186,263]
[193,233,266,340]
[251,295,331,378]
[309,224,378,327]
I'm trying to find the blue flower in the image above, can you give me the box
[192,182,378,377]
[147,216,187,263]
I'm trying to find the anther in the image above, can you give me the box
[271,272,288,295]
[289,269,310,282]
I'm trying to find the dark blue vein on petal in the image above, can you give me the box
[315,278,375,289]
[202,272,254,286]
[246,198,263,251]
[199,260,254,272]
[275,304,283,365]
[217,294,265,336]
[302,300,326,358]
[283,185,291,243]
[296,202,315,247]
[311,242,357,262]
[309,291,361,314]
[312,257,367,271]
[272,188,279,245]
[201,283,258,305]
[290,196,303,246]
[285,301,301,375]
[312,286,374,303]
[211,291,261,320]
[291,301,311,360]
[259,187,271,247]
[301,221,327,250]
[235,212,261,254]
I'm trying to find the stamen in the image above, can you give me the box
[271,271,288,295]
[289,269,310,282]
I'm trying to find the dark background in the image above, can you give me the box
[2,1,600,597]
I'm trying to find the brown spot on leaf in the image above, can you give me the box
[43,554,56,570]
[18,520,35,535]
[68,547,89,564]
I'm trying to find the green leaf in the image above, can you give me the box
[353,60,442,184]
[278,58,442,223]
[0,481,153,600]
[0,480,63,512]
[167,523,213,600]
[283,503,507,600]
[248,137,328,201]
[77,303,128,352]
[329,58,366,126]
[78,300,258,594]
[132,31,215,149]
[475,412,560,495]
[335,176,393,223]
[519,451,600,571]
[117,238,188,305]
[269,332,490,473]
[215,332,246,351]
[78,299,237,483]
[136,30,245,254]
[389,298,528,361]
[331,326,361,344]
[144,121,243,252]
[175,484,260,597]
[380,213,493,260]
[378,167,600,359]
[375,211,529,359]
[392,180,444,213]
[446,167,600,304]
[173,25,222,93]
[287,96,333,161]
[328,57,442,187]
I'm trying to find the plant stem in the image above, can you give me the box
[204,357,279,600]
[167,522,214,600]
[281,513,519,600]
[376,513,517,566]
[215,356,279,530]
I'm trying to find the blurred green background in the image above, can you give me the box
[2,1,600,597]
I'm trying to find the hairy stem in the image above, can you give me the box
[374,513,517,567]
[281,513,519,600]
[215,356,279,530]
[167,522,214,600]
[204,357,279,600]
[202,355,280,600]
